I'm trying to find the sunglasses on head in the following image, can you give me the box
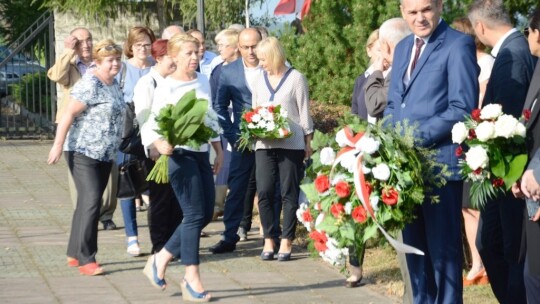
[97,45,122,53]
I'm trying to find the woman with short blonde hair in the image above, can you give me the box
[48,39,124,276]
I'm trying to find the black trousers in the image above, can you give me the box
[477,193,526,304]
[65,152,111,266]
[146,159,183,254]
[255,149,303,240]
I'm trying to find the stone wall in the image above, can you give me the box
[51,7,160,102]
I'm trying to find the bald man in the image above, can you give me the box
[161,25,184,40]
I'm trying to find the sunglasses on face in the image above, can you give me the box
[97,45,122,53]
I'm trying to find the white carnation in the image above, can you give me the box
[339,152,357,173]
[280,107,288,118]
[494,114,519,138]
[344,202,353,215]
[320,147,336,166]
[514,122,526,138]
[451,122,468,144]
[248,123,256,129]
[265,121,276,132]
[372,163,391,181]
[335,129,350,147]
[251,113,261,123]
[480,104,503,120]
[475,121,495,142]
[331,173,347,185]
[315,213,325,231]
[355,136,380,154]
[465,145,489,171]
[370,195,379,212]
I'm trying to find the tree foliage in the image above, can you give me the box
[280,0,401,105]
[281,0,536,105]
[0,0,46,44]
[37,0,263,33]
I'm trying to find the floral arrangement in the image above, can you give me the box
[298,116,446,266]
[146,89,222,183]
[451,104,528,208]
[238,103,292,151]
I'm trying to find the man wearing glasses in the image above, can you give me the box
[48,27,118,232]
[211,28,262,254]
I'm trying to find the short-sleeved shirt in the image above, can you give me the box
[64,74,126,162]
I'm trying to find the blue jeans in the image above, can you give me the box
[117,151,137,238]
[164,149,215,265]
[222,149,255,243]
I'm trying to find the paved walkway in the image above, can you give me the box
[0,140,397,304]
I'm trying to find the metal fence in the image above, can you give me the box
[0,11,56,139]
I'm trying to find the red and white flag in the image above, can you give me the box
[274,0,312,19]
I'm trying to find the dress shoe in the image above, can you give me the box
[79,262,104,276]
[463,269,488,286]
[67,257,79,267]
[101,220,117,231]
[277,252,291,261]
[208,240,236,254]
[260,251,274,261]
[344,276,363,288]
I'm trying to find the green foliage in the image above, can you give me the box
[10,71,51,114]
[0,0,46,44]
[280,0,400,105]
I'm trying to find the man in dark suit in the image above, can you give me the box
[468,1,537,303]
[384,0,479,302]
[210,28,262,253]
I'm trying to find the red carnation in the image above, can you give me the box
[302,209,313,223]
[309,230,328,252]
[352,206,368,223]
[468,129,476,139]
[314,175,330,193]
[455,145,463,157]
[473,168,482,175]
[365,181,374,195]
[523,109,531,122]
[492,178,504,188]
[335,181,351,198]
[471,109,482,122]
[330,203,345,218]
[244,111,255,123]
[381,187,399,206]
[268,105,275,113]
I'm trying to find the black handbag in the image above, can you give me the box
[117,157,149,199]
[119,102,146,158]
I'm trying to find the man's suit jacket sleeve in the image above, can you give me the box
[215,67,236,144]
[47,49,77,86]
[364,70,389,117]
[529,148,540,183]
[417,35,478,147]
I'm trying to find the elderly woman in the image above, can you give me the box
[141,34,222,302]
[252,37,314,261]
[117,26,156,257]
[209,28,239,221]
[47,39,124,276]
[135,39,182,254]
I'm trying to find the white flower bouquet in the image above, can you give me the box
[451,104,529,208]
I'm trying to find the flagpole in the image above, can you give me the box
[245,0,250,28]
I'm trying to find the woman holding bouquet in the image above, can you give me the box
[141,34,222,302]
[47,39,124,275]
[252,37,314,261]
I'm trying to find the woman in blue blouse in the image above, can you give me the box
[47,39,124,276]
[117,26,156,257]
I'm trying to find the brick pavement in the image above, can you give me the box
[0,140,397,304]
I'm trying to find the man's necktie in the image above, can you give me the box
[410,38,425,74]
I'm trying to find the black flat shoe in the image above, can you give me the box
[277,252,291,261]
[208,240,236,254]
[260,251,274,261]
[344,276,363,288]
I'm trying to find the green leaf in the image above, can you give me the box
[362,224,378,242]
[300,183,319,203]
[339,222,356,241]
[311,130,330,151]
[503,153,528,190]
[318,216,339,234]
[491,158,506,178]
